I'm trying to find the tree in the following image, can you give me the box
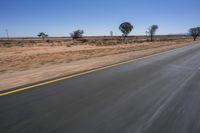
[37,32,48,40]
[147,25,159,42]
[197,27,200,36]
[119,22,133,37]
[110,31,113,37]
[70,30,84,39]
[189,27,199,41]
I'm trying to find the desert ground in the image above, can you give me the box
[0,36,199,91]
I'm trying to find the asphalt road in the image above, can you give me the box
[1,44,200,133]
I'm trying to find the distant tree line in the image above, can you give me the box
[37,22,200,42]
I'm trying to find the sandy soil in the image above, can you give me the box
[0,39,198,91]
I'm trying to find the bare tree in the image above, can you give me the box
[147,25,159,42]
[189,27,199,41]
[6,29,9,40]
[70,30,84,40]
[145,31,149,41]
[110,31,113,37]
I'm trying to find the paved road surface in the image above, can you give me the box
[1,44,200,133]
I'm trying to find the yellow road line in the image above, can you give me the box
[0,47,184,97]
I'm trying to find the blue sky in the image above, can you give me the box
[0,0,200,37]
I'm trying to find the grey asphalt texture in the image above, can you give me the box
[1,44,200,133]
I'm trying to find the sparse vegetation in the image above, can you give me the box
[70,30,84,39]
[0,36,194,47]
[37,32,48,40]
[147,25,159,42]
